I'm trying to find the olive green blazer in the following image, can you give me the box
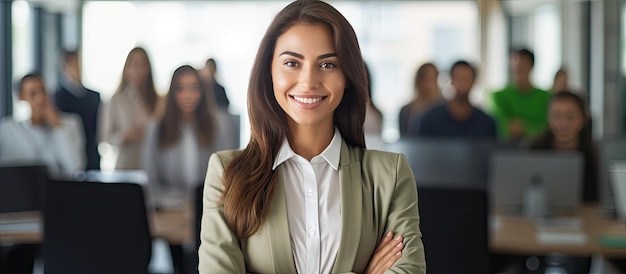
[199,139,426,274]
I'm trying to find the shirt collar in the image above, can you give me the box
[272,128,342,171]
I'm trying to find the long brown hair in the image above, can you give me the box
[158,65,217,148]
[221,0,368,239]
[117,47,159,114]
[410,62,439,108]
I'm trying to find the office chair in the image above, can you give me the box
[418,187,490,274]
[0,165,47,213]
[43,180,152,274]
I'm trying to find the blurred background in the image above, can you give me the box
[3,0,626,274]
[4,0,622,146]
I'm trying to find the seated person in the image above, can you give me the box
[494,91,596,274]
[407,60,496,139]
[0,73,84,178]
[143,65,237,208]
[530,91,598,203]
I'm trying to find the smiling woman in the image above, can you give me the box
[198,0,425,273]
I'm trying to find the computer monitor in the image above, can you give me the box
[384,138,503,190]
[0,165,48,213]
[489,150,584,215]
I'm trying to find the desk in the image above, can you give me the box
[0,208,193,245]
[3,205,626,257]
[491,205,626,257]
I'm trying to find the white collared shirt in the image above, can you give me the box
[272,129,342,274]
[180,123,198,186]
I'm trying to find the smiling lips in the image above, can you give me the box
[290,95,326,109]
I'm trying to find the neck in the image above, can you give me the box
[180,113,195,123]
[554,139,579,150]
[452,94,471,105]
[516,78,533,92]
[287,121,334,161]
[447,95,473,121]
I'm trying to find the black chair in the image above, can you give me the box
[0,165,47,213]
[183,183,204,274]
[418,187,490,274]
[43,180,152,274]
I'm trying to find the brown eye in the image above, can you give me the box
[320,62,336,69]
[284,60,299,67]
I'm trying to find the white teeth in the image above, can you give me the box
[293,96,323,104]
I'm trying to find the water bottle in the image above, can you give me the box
[523,174,547,218]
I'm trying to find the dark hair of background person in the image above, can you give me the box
[18,73,45,96]
[450,60,477,80]
[116,47,159,114]
[530,91,598,202]
[158,65,217,149]
[220,0,368,239]
[513,48,535,67]
[206,58,217,71]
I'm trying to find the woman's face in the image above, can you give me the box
[549,99,585,144]
[271,23,345,129]
[127,52,149,88]
[173,72,202,116]
[20,78,48,119]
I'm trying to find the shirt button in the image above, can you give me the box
[308,228,316,235]
[307,190,314,197]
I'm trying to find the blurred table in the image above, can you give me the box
[491,204,626,257]
[0,207,193,245]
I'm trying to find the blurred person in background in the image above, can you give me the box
[363,63,382,136]
[102,47,160,170]
[142,65,236,274]
[398,63,442,137]
[1,73,84,177]
[143,65,236,209]
[530,91,598,203]
[490,48,551,143]
[407,60,496,139]
[498,91,597,274]
[551,67,570,94]
[54,49,101,170]
[199,58,230,111]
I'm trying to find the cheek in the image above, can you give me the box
[192,92,202,105]
[271,70,291,94]
[174,92,184,105]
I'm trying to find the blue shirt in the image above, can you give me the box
[407,102,497,139]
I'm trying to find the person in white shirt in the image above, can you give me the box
[198,1,426,273]
[142,65,237,209]
[102,47,160,170]
[0,73,85,178]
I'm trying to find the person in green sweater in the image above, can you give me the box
[490,48,551,142]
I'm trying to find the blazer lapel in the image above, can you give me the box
[332,141,363,273]
[265,168,298,273]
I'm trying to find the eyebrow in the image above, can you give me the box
[279,51,337,60]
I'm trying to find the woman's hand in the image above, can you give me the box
[43,102,62,128]
[364,231,404,274]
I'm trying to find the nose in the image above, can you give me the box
[299,64,321,90]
